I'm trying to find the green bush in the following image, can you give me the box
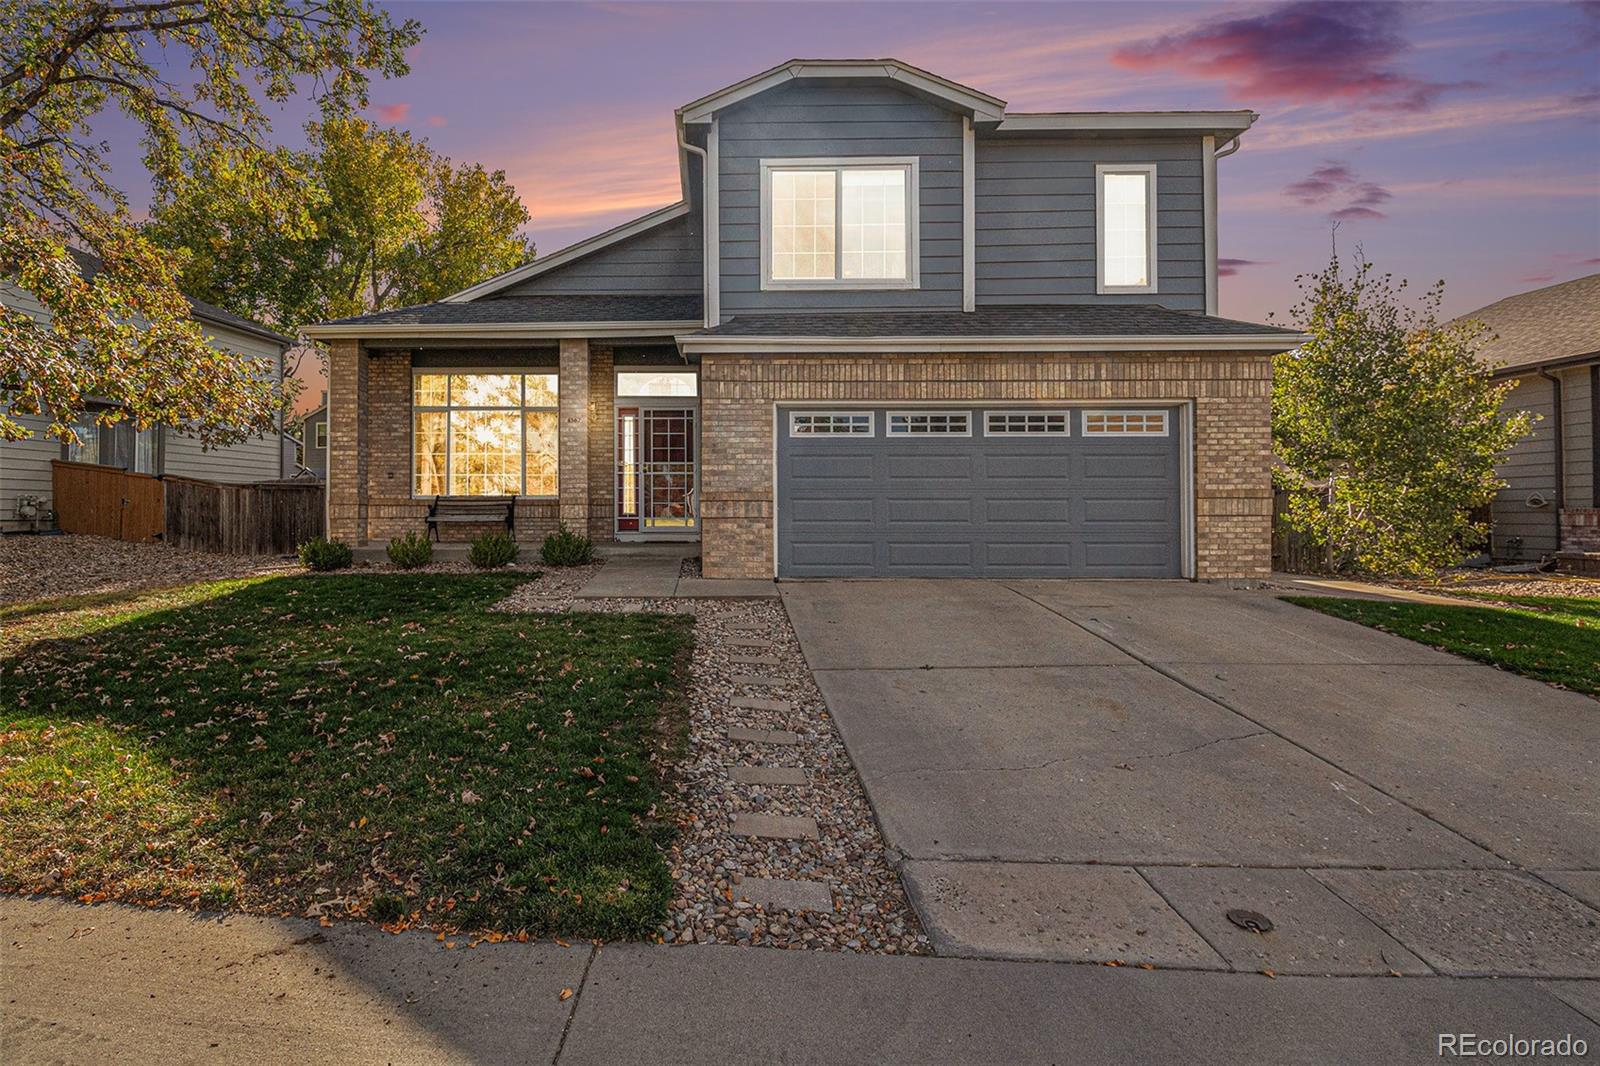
[386,530,433,569]
[298,536,352,571]
[540,523,594,566]
[469,530,519,569]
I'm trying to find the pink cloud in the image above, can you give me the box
[426,115,448,128]
[377,103,411,123]
[1519,272,1557,284]
[1284,160,1391,221]
[1112,2,1469,112]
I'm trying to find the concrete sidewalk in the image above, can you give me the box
[4,897,1596,1065]
[576,547,776,600]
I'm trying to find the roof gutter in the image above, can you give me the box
[303,320,703,341]
[677,333,1309,356]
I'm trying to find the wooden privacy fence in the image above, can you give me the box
[50,460,165,542]
[1271,488,1326,574]
[164,477,323,555]
[51,461,323,555]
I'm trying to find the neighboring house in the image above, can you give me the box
[286,396,329,479]
[1,250,295,533]
[1459,274,1600,566]
[304,58,1304,579]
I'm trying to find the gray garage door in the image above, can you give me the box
[776,406,1183,578]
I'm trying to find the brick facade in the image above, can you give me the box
[698,351,1274,580]
[329,344,1273,578]
[1560,508,1600,551]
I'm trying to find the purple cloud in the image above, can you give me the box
[1112,1,1466,112]
[376,103,411,123]
[1285,160,1391,221]
[1217,257,1268,277]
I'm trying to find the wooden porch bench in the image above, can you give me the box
[424,496,515,541]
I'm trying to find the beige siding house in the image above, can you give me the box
[306,59,1306,580]
[1459,274,1600,565]
[1,252,294,533]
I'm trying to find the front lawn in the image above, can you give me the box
[1,574,694,938]
[1284,595,1600,697]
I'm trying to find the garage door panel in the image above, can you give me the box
[886,541,975,570]
[1082,453,1170,479]
[777,406,1182,578]
[885,497,974,525]
[986,498,1071,523]
[886,453,973,480]
[1082,496,1171,524]
[984,454,1065,479]
[789,496,875,524]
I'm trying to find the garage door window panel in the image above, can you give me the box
[887,411,972,436]
[1083,410,1169,436]
[790,411,874,436]
[985,411,1070,436]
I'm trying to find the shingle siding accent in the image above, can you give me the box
[698,351,1272,579]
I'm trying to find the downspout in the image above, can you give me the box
[1204,135,1243,316]
[1214,135,1243,160]
[1538,366,1565,518]
[678,123,711,333]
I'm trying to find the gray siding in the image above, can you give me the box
[0,408,61,533]
[160,324,286,483]
[299,407,328,477]
[974,136,1205,311]
[495,210,703,297]
[717,80,965,318]
[1490,365,1597,561]
[1561,365,1594,510]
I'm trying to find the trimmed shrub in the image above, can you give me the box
[298,536,352,572]
[540,523,594,567]
[469,531,519,569]
[386,530,433,569]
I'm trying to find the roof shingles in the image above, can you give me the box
[691,304,1300,338]
[1452,274,1600,374]
[318,293,703,328]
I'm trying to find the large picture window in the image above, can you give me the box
[1096,164,1157,294]
[413,372,558,497]
[763,159,918,288]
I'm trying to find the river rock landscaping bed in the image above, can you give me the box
[493,583,928,955]
[0,534,297,605]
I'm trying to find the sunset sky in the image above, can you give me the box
[101,0,1598,408]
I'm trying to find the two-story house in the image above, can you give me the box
[305,59,1304,579]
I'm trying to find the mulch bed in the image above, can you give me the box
[0,534,296,606]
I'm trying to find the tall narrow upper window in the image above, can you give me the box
[764,160,917,288]
[1096,164,1157,293]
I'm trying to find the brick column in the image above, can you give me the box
[326,339,368,543]
[558,338,591,531]
[586,343,616,542]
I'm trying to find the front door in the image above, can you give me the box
[616,404,698,534]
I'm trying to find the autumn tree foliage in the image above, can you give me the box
[1273,255,1533,575]
[148,117,534,332]
[0,0,420,445]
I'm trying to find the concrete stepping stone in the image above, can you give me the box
[732,697,794,713]
[729,654,782,668]
[731,673,784,688]
[729,765,808,787]
[728,637,768,649]
[727,726,800,746]
[731,813,819,840]
[735,877,834,913]
[728,622,764,633]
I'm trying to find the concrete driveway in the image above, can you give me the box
[782,580,1600,978]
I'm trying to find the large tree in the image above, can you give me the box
[0,0,421,446]
[1273,254,1533,575]
[148,117,534,332]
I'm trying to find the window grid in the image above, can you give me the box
[985,411,1070,436]
[887,411,972,436]
[789,411,874,436]
[1082,410,1169,436]
[765,160,916,287]
[1097,164,1157,294]
[412,372,559,496]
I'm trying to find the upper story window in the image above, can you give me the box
[313,421,328,450]
[1096,164,1157,294]
[762,159,919,290]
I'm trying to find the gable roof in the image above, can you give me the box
[677,58,1007,125]
[440,202,691,304]
[1453,273,1600,376]
[65,248,294,347]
